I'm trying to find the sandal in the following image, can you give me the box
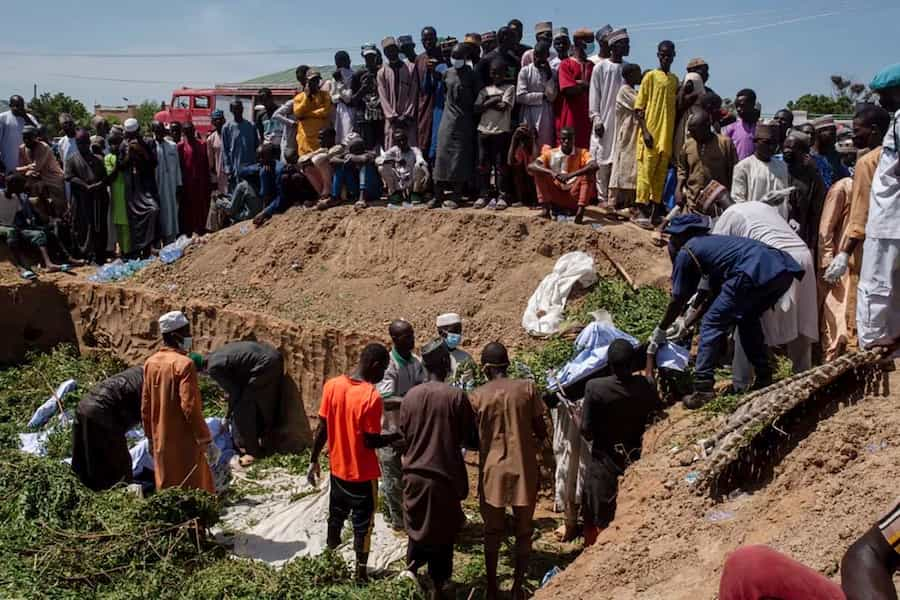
[354,200,367,210]
[19,269,37,281]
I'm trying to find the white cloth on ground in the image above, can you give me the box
[27,378,77,428]
[523,251,598,336]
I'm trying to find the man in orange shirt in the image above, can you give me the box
[308,342,400,581]
[528,126,598,223]
[141,310,216,495]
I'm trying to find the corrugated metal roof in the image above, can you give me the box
[242,65,336,85]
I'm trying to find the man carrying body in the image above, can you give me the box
[378,37,419,150]
[377,319,426,531]
[308,343,398,581]
[651,216,804,407]
[222,100,259,193]
[529,126,598,224]
[712,201,819,389]
[723,89,759,161]
[17,124,65,216]
[201,341,283,466]
[588,28,629,210]
[675,106,738,213]
[0,95,39,173]
[821,104,892,359]
[151,121,182,243]
[398,340,475,599]
[142,310,216,494]
[377,129,429,206]
[581,339,660,547]
[469,342,547,600]
[812,114,852,186]
[731,123,791,217]
[72,366,143,491]
[634,41,679,227]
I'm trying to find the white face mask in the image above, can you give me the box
[180,336,193,352]
[452,58,466,69]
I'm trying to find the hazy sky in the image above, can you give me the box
[0,0,896,112]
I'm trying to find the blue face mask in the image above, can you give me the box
[584,42,597,56]
[445,333,462,350]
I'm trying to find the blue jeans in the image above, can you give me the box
[694,272,796,382]
[332,163,381,201]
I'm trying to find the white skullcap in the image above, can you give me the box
[158,310,189,334]
[436,313,462,327]
[123,118,140,133]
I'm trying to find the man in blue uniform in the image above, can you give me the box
[649,215,805,408]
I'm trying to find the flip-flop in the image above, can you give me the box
[59,264,72,273]
[19,270,37,281]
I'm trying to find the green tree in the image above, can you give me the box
[135,100,162,129]
[786,74,874,116]
[28,92,91,138]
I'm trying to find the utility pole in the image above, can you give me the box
[32,83,37,100]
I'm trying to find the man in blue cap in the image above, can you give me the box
[853,63,900,352]
[649,214,804,408]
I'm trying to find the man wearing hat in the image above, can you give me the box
[518,21,552,68]
[782,129,827,252]
[16,123,66,216]
[651,215,804,407]
[378,36,420,150]
[812,115,851,186]
[142,311,216,494]
[352,43,386,152]
[397,339,475,599]
[551,27,571,71]
[436,312,473,383]
[463,33,483,65]
[589,25,612,65]
[480,31,498,55]
[476,26,519,89]
[852,63,900,352]
[558,28,596,149]
[397,35,418,67]
[0,94,39,173]
[469,341,547,600]
[293,69,332,155]
[731,122,790,214]
[119,118,160,255]
[685,58,713,95]
[589,27,629,208]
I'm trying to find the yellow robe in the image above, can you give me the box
[293,90,333,155]
[635,69,678,204]
[141,347,214,494]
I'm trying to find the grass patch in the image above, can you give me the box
[567,277,670,341]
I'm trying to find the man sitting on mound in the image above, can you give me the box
[528,126,598,224]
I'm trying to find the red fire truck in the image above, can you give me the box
[154,84,297,136]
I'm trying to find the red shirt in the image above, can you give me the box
[557,58,594,148]
[318,375,383,482]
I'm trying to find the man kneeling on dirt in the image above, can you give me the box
[142,311,217,494]
[398,339,476,599]
[72,366,143,491]
[199,341,283,467]
[470,342,547,600]
[1,173,64,278]
[719,499,900,599]
[308,343,401,581]
[528,126,599,224]
[580,339,660,547]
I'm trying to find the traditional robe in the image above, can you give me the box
[221,119,258,180]
[142,347,215,494]
[787,157,827,259]
[415,52,442,153]
[293,90,332,154]
[516,63,558,150]
[0,110,39,172]
[17,141,65,213]
[731,155,791,219]
[434,66,478,183]
[588,59,624,166]
[104,151,131,254]
[818,177,855,359]
[206,129,228,195]
[557,57,594,148]
[153,137,182,242]
[609,85,638,192]
[177,137,211,236]
[325,68,356,143]
[378,61,420,149]
[64,149,109,261]
[634,69,678,204]
[119,138,159,252]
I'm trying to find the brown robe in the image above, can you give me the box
[141,347,214,494]
[415,52,440,152]
[377,61,419,149]
[818,177,854,360]
[17,141,65,214]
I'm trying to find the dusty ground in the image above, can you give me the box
[537,366,900,600]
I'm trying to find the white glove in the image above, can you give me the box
[666,317,688,340]
[823,252,849,284]
[648,326,667,354]
[205,443,221,466]
[788,218,800,232]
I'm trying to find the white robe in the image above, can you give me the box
[516,64,558,149]
[731,154,791,220]
[324,68,356,144]
[713,201,819,345]
[154,138,182,241]
[0,110,39,172]
[588,59,624,165]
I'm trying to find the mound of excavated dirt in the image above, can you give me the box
[132,207,670,350]
[536,368,900,600]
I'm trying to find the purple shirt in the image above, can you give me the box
[723,119,757,161]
